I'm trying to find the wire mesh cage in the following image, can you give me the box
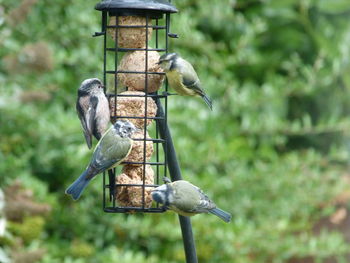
[94,0,178,213]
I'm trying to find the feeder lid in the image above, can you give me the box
[95,0,178,15]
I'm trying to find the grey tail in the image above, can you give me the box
[209,208,232,223]
[202,94,213,111]
[65,170,91,201]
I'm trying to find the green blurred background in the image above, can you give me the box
[1,0,350,262]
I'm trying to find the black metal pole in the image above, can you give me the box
[155,98,198,263]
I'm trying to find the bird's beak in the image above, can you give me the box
[156,61,162,65]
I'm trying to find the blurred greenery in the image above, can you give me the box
[1,0,350,262]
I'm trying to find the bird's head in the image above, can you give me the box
[151,183,174,206]
[79,78,104,94]
[114,120,138,138]
[157,53,178,71]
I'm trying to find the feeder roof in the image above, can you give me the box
[95,0,178,14]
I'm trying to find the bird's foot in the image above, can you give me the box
[163,177,172,184]
[162,91,178,96]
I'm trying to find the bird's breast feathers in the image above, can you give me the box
[167,70,197,96]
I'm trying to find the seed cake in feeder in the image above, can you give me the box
[108,16,153,48]
[116,165,154,207]
[124,129,154,165]
[109,91,157,128]
[118,50,164,93]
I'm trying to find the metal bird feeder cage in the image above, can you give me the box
[94,0,177,213]
[93,1,198,262]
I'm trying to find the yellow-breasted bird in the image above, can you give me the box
[158,53,213,110]
[152,178,231,222]
[65,120,137,200]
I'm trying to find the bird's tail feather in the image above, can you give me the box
[209,208,232,223]
[202,94,213,111]
[65,170,91,201]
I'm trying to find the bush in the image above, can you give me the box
[1,0,350,262]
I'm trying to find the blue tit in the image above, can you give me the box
[152,178,231,223]
[76,78,110,149]
[65,120,137,200]
[158,53,213,110]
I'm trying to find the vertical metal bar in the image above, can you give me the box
[111,14,119,208]
[142,14,150,209]
[102,11,107,88]
[164,13,170,180]
[155,18,159,49]
[155,18,160,208]
[155,100,198,263]
[102,11,107,210]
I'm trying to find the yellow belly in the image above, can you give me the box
[170,205,197,217]
[166,70,197,96]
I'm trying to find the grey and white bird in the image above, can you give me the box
[76,78,110,149]
[157,53,213,110]
[152,178,231,223]
[65,120,137,200]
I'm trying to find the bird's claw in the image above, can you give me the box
[163,177,172,184]
[162,91,178,96]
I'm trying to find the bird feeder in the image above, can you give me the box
[94,1,198,262]
[94,0,177,213]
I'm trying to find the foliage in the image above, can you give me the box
[1,0,350,262]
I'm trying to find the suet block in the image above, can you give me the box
[123,130,154,165]
[116,165,154,207]
[109,91,158,128]
[108,16,152,48]
[118,50,164,92]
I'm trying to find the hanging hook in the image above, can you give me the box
[168,32,179,38]
[92,31,105,37]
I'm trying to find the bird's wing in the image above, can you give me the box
[179,60,206,97]
[171,181,213,213]
[76,98,92,149]
[93,94,110,140]
[191,185,216,212]
[92,134,132,173]
[87,96,99,139]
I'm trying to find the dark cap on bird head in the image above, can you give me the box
[151,183,173,206]
[79,78,104,93]
[158,53,178,64]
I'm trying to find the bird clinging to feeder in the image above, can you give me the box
[152,179,232,222]
[76,78,110,149]
[158,53,213,110]
[66,120,138,200]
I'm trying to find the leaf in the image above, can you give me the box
[317,0,350,14]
